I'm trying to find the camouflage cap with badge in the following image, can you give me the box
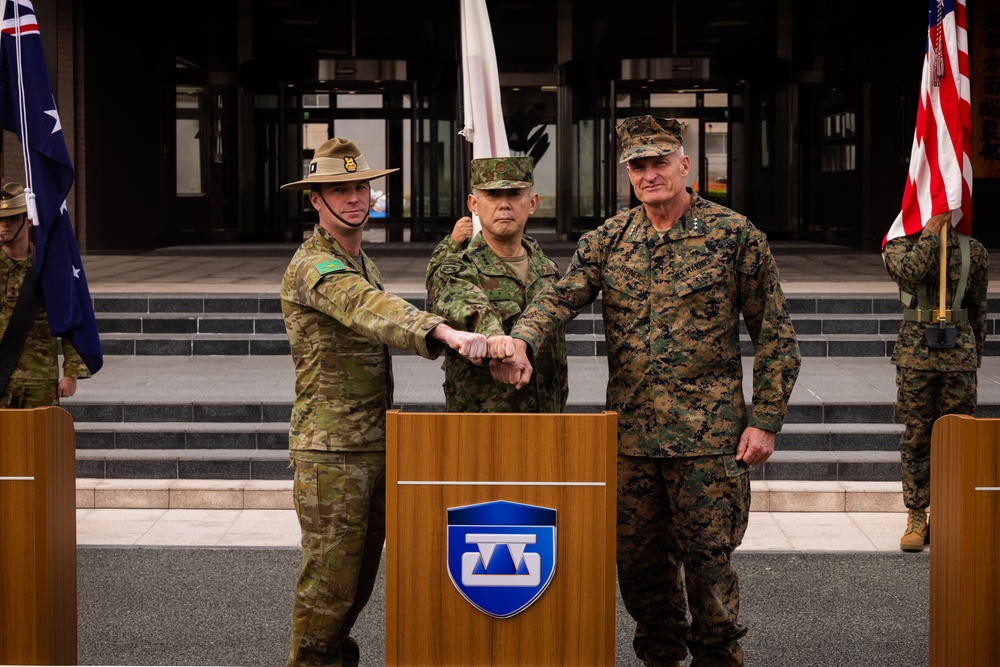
[616,116,685,163]
[0,182,27,217]
[470,156,534,190]
[281,137,399,190]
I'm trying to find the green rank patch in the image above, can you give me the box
[316,259,346,274]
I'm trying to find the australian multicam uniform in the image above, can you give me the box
[511,190,800,666]
[425,232,568,412]
[281,225,447,667]
[883,225,989,511]
[0,245,90,407]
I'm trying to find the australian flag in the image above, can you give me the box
[0,0,102,374]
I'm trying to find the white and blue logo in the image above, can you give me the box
[446,500,557,618]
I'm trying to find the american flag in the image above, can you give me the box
[0,0,103,374]
[883,0,971,248]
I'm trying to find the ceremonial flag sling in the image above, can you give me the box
[0,0,103,374]
[459,0,509,236]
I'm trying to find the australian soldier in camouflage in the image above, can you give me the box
[0,182,88,407]
[425,155,568,413]
[494,117,800,667]
[279,138,488,667]
[882,213,989,552]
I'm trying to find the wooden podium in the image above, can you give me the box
[0,407,77,666]
[385,410,618,666]
[929,414,1000,666]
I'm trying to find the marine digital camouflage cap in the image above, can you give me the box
[471,156,534,189]
[616,116,685,163]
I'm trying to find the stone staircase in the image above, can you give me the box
[69,292,1000,512]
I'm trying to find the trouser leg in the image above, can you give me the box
[672,455,749,667]
[617,454,690,664]
[287,452,385,667]
[896,368,977,510]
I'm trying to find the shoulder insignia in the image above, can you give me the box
[315,259,346,274]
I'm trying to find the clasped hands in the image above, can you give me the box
[431,325,533,389]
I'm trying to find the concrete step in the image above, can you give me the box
[68,400,956,425]
[73,478,907,514]
[88,292,1000,358]
[76,448,291,481]
[74,421,906,452]
[92,332,1000,359]
[91,293,1000,314]
[73,445,901,484]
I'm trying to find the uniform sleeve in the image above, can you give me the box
[882,227,940,284]
[425,235,465,281]
[425,253,507,337]
[290,259,447,359]
[512,231,602,353]
[61,339,92,379]
[967,244,990,366]
[736,225,801,431]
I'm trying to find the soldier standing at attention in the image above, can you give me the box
[490,116,800,667]
[425,156,568,412]
[279,137,489,667]
[882,212,989,552]
[0,181,88,407]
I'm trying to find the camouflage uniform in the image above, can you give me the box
[281,224,447,667]
[425,231,568,412]
[511,191,800,666]
[883,225,989,511]
[0,244,90,407]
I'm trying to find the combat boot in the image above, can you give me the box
[899,508,929,552]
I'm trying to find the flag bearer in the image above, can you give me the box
[882,212,989,552]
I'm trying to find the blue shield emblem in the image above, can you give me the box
[446,500,557,618]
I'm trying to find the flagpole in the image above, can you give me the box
[938,221,947,321]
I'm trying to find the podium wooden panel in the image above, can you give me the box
[0,407,77,666]
[929,414,1000,667]
[385,410,617,666]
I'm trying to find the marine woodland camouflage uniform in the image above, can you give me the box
[281,224,448,667]
[883,224,989,511]
[511,190,800,666]
[0,243,89,407]
[425,231,568,412]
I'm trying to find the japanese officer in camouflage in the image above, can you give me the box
[495,116,801,666]
[0,181,89,407]
[280,138,488,667]
[425,155,568,412]
[882,212,989,552]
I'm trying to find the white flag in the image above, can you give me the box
[460,0,508,158]
[460,0,509,236]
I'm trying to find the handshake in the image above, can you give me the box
[431,325,533,389]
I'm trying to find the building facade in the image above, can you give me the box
[5,0,999,252]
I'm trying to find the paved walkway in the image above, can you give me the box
[75,505,915,552]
